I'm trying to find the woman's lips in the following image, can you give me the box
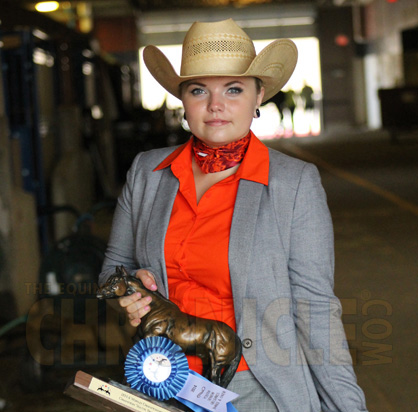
[205,119,229,126]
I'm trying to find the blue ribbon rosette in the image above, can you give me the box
[125,336,189,400]
[125,336,239,412]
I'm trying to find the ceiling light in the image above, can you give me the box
[35,2,60,13]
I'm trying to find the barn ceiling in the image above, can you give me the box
[0,0,332,39]
[0,0,356,51]
[14,1,321,17]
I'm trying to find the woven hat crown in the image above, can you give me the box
[180,20,256,76]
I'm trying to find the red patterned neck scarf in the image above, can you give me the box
[192,132,251,174]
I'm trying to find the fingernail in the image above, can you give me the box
[136,292,141,298]
[151,284,157,291]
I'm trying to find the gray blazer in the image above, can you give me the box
[100,144,368,412]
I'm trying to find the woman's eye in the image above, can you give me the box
[191,88,205,96]
[227,87,243,95]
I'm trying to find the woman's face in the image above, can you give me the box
[181,76,264,147]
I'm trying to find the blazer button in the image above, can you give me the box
[242,338,252,349]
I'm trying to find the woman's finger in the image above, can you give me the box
[136,269,158,291]
[118,292,141,308]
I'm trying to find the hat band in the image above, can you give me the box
[183,39,255,58]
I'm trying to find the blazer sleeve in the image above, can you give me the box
[288,163,368,412]
[98,152,158,286]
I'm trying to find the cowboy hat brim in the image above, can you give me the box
[143,39,298,103]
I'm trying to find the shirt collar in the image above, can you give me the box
[154,131,269,185]
[153,138,192,172]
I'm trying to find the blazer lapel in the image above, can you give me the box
[229,180,264,310]
[145,168,179,296]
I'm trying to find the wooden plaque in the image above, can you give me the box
[64,370,188,412]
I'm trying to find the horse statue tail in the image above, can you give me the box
[220,335,243,388]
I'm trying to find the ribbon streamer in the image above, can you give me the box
[176,371,238,412]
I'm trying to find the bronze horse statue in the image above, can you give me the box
[97,265,242,388]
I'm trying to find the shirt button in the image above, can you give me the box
[242,338,252,349]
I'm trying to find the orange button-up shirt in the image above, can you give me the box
[154,131,269,373]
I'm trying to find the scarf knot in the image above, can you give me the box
[192,132,251,174]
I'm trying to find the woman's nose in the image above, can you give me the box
[208,93,224,112]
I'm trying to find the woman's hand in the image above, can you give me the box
[118,269,158,327]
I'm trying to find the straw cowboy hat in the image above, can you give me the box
[143,18,298,103]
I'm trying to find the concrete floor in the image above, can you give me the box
[0,128,417,411]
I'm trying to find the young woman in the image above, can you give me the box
[99,18,368,412]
